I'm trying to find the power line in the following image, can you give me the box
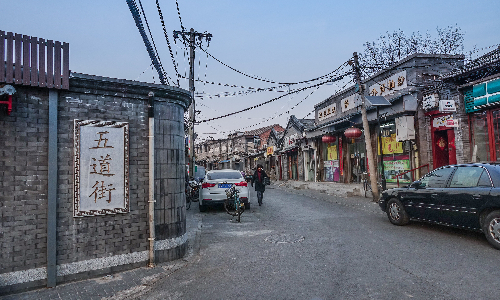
[197,72,351,123]
[224,83,323,134]
[126,0,168,85]
[155,0,180,87]
[184,62,351,99]
[137,0,170,84]
[199,45,350,85]
[175,0,185,32]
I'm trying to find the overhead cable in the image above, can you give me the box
[156,0,180,87]
[137,0,171,84]
[198,45,350,85]
[175,0,185,32]
[197,72,350,123]
[126,0,168,85]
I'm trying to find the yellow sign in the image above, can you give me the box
[327,144,337,160]
[267,146,274,156]
[378,133,403,154]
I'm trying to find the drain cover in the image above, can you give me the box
[265,233,305,244]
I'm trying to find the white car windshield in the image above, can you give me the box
[207,172,242,180]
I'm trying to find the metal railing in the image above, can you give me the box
[395,164,429,187]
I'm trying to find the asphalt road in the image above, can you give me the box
[132,185,500,300]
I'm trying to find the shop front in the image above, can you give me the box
[347,134,366,183]
[287,148,299,180]
[468,77,500,162]
[320,134,340,182]
[378,121,413,183]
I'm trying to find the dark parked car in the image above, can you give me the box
[379,163,500,250]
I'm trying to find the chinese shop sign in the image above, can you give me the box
[383,159,411,183]
[369,70,407,97]
[74,120,129,217]
[341,94,362,112]
[378,133,404,155]
[327,144,337,160]
[318,103,337,122]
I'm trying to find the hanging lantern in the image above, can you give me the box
[321,134,336,143]
[344,127,362,143]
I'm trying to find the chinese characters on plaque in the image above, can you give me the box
[369,70,407,97]
[318,103,337,122]
[74,120,129,217]
[340,94,362,113]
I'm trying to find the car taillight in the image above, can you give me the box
[235,181,247,187]
[202,182,216,189]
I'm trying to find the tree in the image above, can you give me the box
[360,25,465,75]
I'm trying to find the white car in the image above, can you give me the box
[199,169,250,212]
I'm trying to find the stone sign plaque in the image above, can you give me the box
[74,120,129,217]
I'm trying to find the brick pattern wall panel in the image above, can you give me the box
[154,102,186,246]
[0,87,50,274]
[1,74,190,293]
[56,87,150,266]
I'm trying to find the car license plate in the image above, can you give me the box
[218,183,231,189]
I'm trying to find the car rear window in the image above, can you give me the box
[420,167,455,188]
[449,166,485,188]
[207,172,242,180]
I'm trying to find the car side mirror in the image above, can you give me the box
[411,180,422,189]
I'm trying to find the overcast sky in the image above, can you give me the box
[2,0,499,141]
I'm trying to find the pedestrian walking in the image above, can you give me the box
[251,164,268,206]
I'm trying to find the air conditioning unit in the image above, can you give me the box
[396,116,415,141]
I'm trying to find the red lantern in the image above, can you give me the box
[344,127,362,143]
[321,134,336,143]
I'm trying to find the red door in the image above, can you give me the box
[433,129,457,169]
[433,130,449,169]
[447,130,457,165]
[278,156,282,180]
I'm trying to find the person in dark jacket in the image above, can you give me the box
[251,164,268,206]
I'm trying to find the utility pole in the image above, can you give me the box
[173,28,212,177]
[352,52,379,201]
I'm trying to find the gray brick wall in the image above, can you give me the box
[0,73,190,294]
[0,88,50,274]
[56,79,152,266]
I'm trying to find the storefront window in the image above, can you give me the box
[348,137,366,183]
[321,138,340,182]
[492,110,500,161]
[471,111,490,161]
[378,122,411,183]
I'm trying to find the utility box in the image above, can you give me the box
[396,116,415,141]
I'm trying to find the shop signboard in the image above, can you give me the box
[378,133,404,155]
[327,144,337,160]
[324,160,334,182]
[267,146,275,156]
[439,100,456,112]
[284,133,299,147]
[423,93,439,110]
[383,159,411,183]
[369,70,407,97]
[433,115,458,128]
[341,94,362,112]
[332,160,340,182]
[318,103,337,122]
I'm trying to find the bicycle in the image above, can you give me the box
[362,172,383,198]
[185,183,192,210]
[224,183,245,222]
[185,181,201,210]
